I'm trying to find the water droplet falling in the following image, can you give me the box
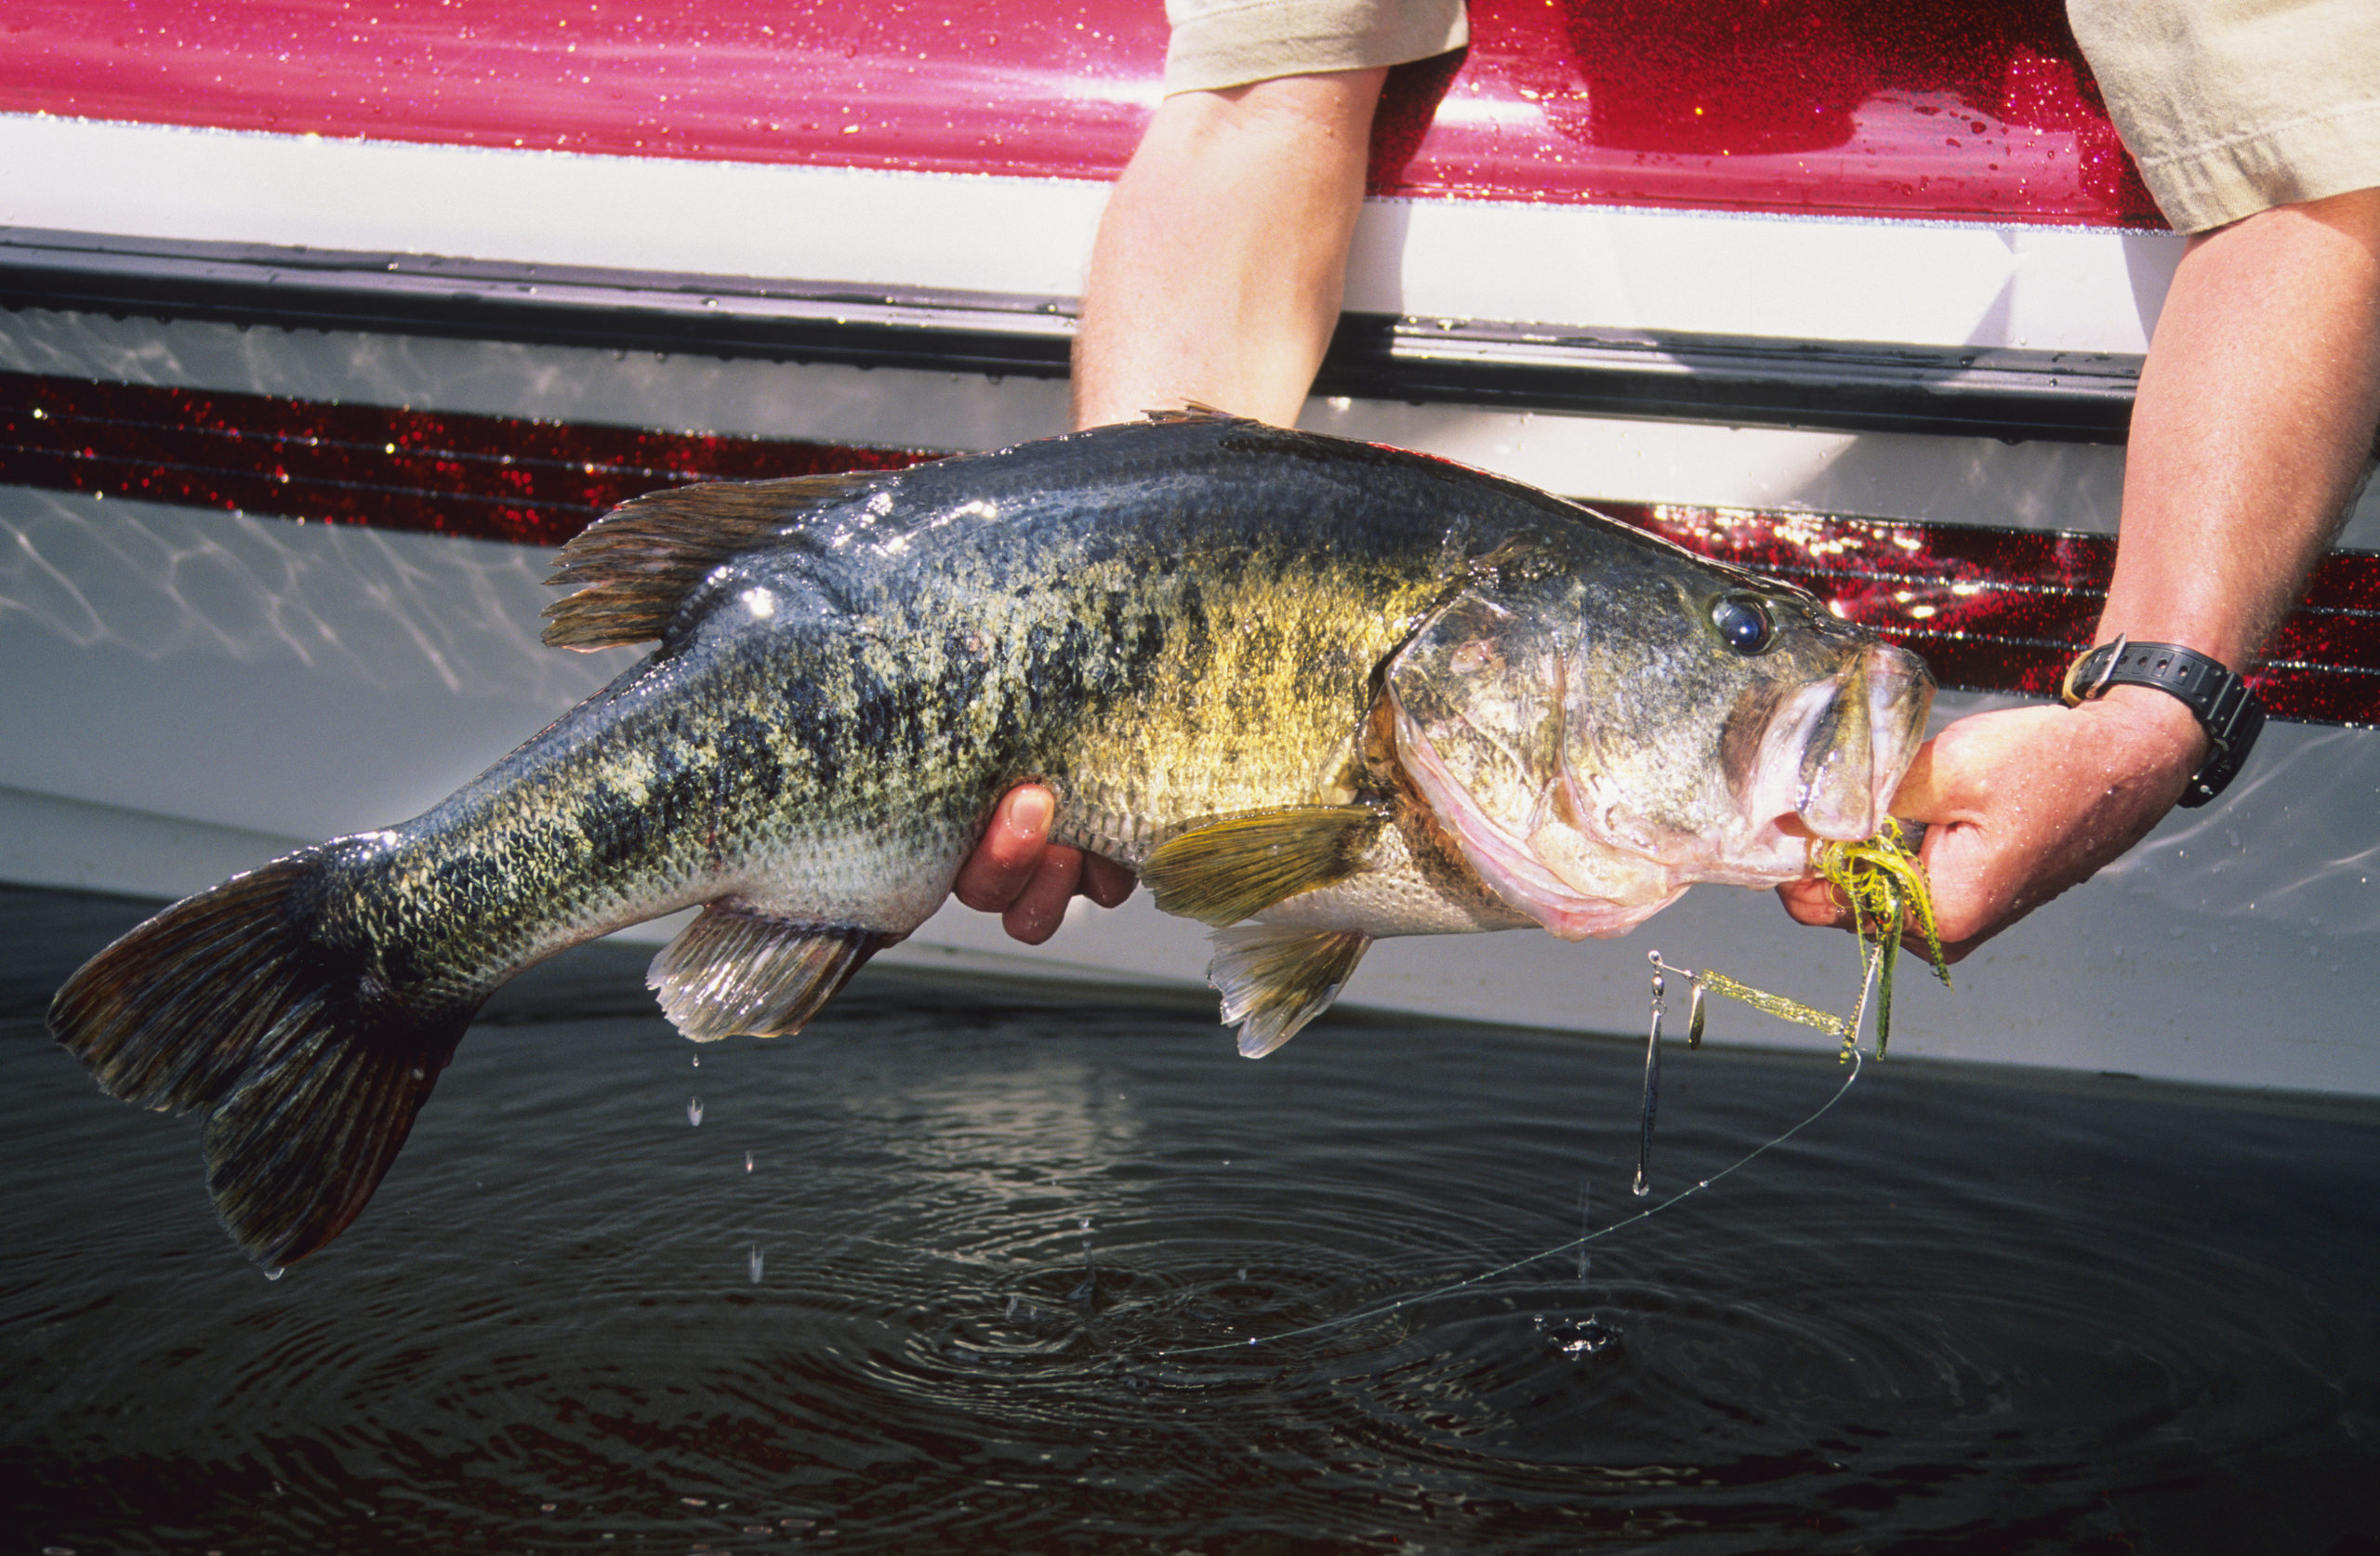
[747,1245,764,1284]
[688,1097,705,1126]
[692,1054,699,1068]
[1070,1216,1095,1302]
[744,1151,754,1172]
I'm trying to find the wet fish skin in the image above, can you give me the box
[49,414,1930,1267]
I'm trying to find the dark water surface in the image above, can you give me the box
[5,885,2378,1555]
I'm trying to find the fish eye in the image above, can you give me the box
[1711,593,1775,655]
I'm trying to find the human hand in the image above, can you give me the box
[951,785,1138,944]
[1776,686,2206,961]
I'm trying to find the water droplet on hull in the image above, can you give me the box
[261,1265,284,1282]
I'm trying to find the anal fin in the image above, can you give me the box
[1142,806,1386,928]
[1208,926,1373,1059]
[649,905,897,1040]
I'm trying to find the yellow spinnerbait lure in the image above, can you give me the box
[1809,818,1951,1057]
[1633,822,1950,1193]
[1654,820,1951,1061]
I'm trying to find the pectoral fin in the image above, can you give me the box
[1141,807,1387,928]
[1208,926,1373,1059]
[648,905,898,1040]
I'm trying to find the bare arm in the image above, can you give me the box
[1072,69,1387,429]
[1781,188,2380,956]
[959,70,1388,940]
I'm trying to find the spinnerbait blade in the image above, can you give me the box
[1634,952,1665,1196]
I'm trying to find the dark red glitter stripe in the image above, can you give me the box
[3,371,2374,724]
[1606,502,2380,726]
[0,370,932,548]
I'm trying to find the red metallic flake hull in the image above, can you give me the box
[5,0,2157,227]
[1,370,932,549]
[8,371,2371,725]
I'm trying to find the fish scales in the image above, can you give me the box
[364,422,1506,964]
[48,414,1933,1267]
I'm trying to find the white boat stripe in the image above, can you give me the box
[4,112,2184,357]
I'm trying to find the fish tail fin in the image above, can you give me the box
[49,851,469,1268]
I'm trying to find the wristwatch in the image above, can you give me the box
[2059,637,2267,808]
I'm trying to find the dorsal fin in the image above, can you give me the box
[1142,403,1247,425]
[647,904,897,1040]
[541,472,883,650]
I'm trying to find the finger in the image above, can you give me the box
[952,786,1056,913]
[1002,844,1087,944]
[1903,818,2003,962]
[1080,853,1138,908]
[1774,877,1847,928]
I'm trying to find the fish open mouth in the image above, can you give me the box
[1757,644,1934,844]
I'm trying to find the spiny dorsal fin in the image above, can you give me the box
[1208,927,1372,1058]
[1140,806,1389,928]
[1141,403,1245,425]
[647,904,897,1040]
[541,472,884,650]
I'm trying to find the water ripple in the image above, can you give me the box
[5,942,2377,1554]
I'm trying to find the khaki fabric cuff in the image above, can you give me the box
[2069,0,2380,233]
[2138,100,2380,233]
[1163,0,1469,96]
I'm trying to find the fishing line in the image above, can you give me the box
[1166,1039,1867,1358]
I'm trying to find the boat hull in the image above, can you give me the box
[7,306,2377,1095]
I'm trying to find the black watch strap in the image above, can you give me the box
[2059,638,2266,808]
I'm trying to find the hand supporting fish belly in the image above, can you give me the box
[48,414,1933,1267]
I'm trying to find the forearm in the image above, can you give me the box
[1782,188,2380,955]
[2097,189,2380,675]
[1070,70,1387,429]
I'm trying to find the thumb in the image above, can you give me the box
[1884,735,1952,824]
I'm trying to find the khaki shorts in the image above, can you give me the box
[2070,0,2380,232]
[1163,0,1469,96]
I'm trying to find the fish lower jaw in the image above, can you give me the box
[1699,818,1827,886]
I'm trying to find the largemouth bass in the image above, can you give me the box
[51,414,1932,1267]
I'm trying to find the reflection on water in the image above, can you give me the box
[7,885,2379,1553]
